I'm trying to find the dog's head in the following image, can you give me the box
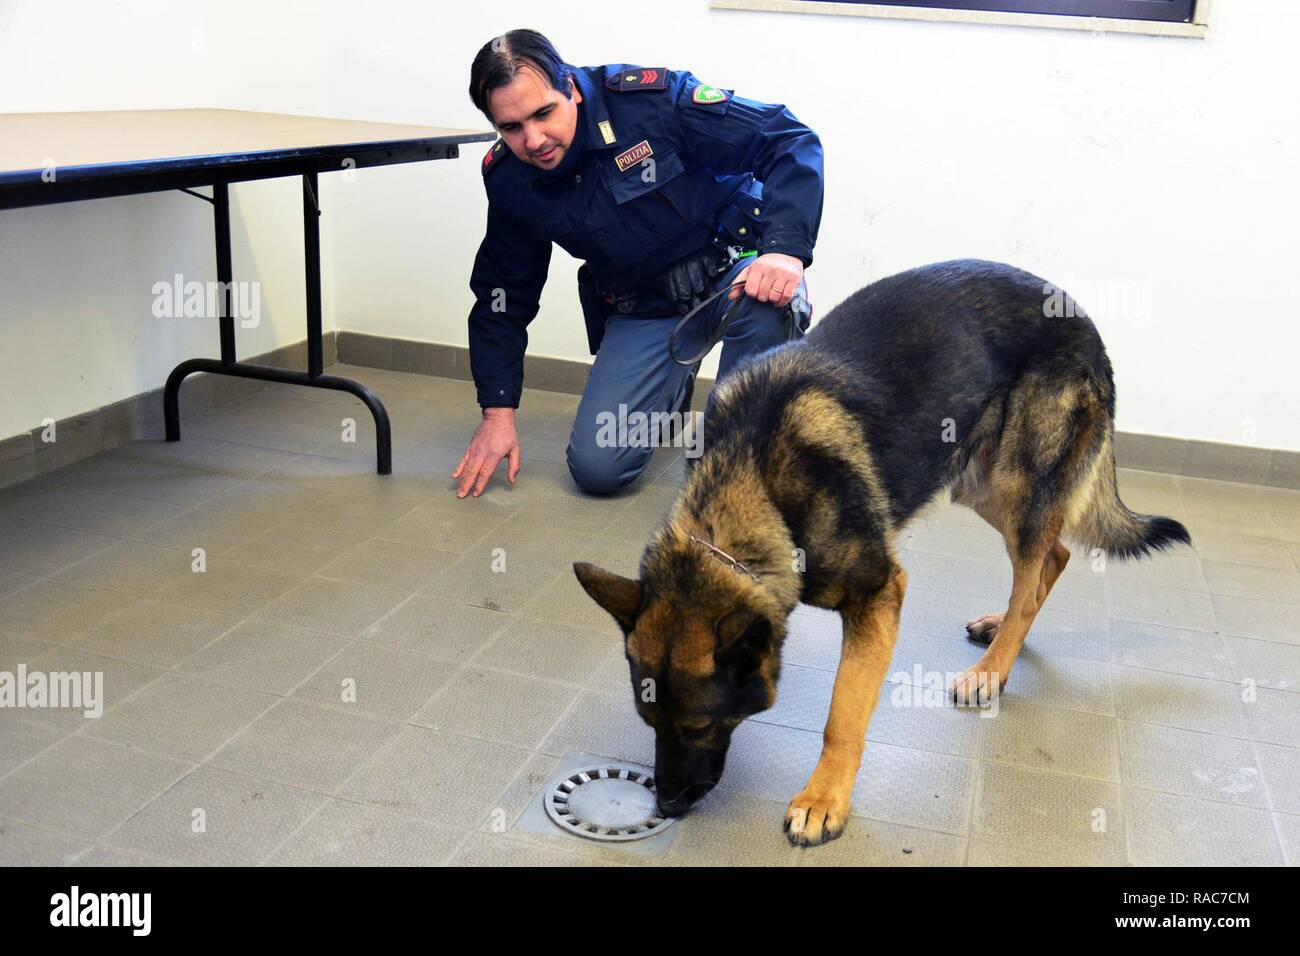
[573,548,786,818]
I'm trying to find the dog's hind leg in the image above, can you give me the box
[965,500,1071,645]
[951,376,1107,704]
[785,565,906,846]
[952,516,1063,706]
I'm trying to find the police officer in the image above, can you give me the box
[454,29,824,498]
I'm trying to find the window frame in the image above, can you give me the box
[821,0,1196,23]
[710,0,1211,38]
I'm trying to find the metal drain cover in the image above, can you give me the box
[543,762,676,842]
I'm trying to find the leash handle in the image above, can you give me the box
[668,280,810,367]
[668,280,748,367]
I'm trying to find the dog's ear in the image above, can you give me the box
[714,609,773,682]
[573,562,644,633]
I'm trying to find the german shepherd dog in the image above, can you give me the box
[574,259,1189,846]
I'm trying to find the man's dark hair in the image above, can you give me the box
[469,29,573,125]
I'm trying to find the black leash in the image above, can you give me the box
[667,280,747,367]
[667,280,810,367]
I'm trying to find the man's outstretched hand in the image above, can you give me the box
[453,407,520,498]
[727,252,804,309]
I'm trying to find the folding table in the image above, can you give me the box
[0,108,497,474]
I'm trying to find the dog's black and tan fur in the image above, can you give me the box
[575,259,1189,845]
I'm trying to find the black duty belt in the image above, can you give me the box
[600,244,735,315]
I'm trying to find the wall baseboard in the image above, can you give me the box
[2,329,1296,493]
[0,333,337,493]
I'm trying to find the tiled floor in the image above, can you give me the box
[1,362,1298,866]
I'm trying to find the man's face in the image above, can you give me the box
[488,64,582,170]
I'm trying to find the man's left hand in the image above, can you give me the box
[728,253,804,309]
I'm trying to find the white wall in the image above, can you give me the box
[2,0,1297,451]
[0,0,334,438]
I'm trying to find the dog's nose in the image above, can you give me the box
[656,781,716,817]
[657,793,693,817]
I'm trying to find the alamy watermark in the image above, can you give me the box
[0,666,103,718]
[1043,275,1153,328]
[888,665,1002,716]
[152,273,261,327]
[50,886,150,936]
[595,402,704,458]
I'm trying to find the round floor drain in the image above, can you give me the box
[543,763,676,842]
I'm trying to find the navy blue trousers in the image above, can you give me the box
[565,257,808,494]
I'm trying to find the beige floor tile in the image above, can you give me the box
[1124,787,1283,866]
[1118,720,1267,808]
[5,371,1297,866]
[972,762,1124,864]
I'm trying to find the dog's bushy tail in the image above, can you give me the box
[1072,434,1191,560]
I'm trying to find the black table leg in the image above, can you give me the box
[163,174,393,475]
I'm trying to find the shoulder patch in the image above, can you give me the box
[691,84,729,105]
[481,139,508,177]
[605,68,668,92]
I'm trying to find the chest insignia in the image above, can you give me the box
[614,139,654,173]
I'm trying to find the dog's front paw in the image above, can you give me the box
[950,663,1006,706]
[783,788,851,846]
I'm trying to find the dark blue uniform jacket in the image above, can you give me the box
[468,63,824,408]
